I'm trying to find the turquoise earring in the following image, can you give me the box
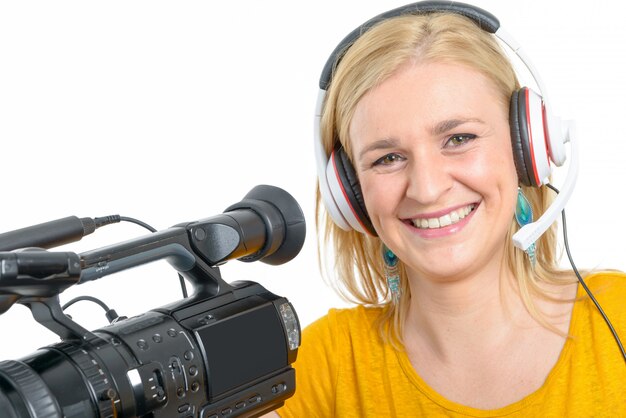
[515,188,537,266]
[382,245,401,303]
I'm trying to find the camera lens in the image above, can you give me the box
[0,359,62,418]
[0,344,113,418]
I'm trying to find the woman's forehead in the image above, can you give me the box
[349,61,505,140]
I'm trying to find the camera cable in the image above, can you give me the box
[61,296,123,324]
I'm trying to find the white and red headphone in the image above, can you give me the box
[314,1,578,251]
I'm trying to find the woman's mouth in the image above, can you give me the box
[410,204,477,229]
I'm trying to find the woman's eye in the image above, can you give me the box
[373,153,404,166]
[446,134,477,147]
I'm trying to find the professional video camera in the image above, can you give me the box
[0,185,305,418]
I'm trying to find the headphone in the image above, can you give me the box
[314,1,578,251]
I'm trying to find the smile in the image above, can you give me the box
[411,204,477,229]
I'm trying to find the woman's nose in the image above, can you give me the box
[405,151,452,205]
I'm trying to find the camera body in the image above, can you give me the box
[1,281,298,418]
[0,185,305,418]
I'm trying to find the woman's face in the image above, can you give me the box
[349,61,518,281]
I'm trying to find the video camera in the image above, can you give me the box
[0,185,305,418]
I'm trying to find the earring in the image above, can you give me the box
[382,245,401,303]
[515,187,537,266]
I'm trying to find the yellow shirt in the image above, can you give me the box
[277,272,626,417]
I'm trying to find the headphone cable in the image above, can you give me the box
[546,183,626,362]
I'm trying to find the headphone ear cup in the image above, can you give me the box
[331,146,377,236]
[510,88,535,187]
[509,87,543,187]
[511,87,555,188]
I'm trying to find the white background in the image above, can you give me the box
[0,0,624,360]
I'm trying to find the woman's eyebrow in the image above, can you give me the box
[357,138,399,161]
[430,118,485,136]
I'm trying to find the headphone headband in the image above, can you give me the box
[319,1,500,90]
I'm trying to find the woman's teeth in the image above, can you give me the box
[411,204,475,229]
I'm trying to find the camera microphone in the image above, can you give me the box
[0,215,122,252]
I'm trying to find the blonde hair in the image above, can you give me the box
[316,13,574,347]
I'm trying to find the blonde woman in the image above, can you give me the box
[269,2,626,416]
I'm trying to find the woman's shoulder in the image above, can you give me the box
[575,270,626,321]
[304,305,384,341]
[316,304,383,324]
[582,270,626,295]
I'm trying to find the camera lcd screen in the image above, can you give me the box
[196,303,287,399]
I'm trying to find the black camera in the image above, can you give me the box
[0,185,305,418]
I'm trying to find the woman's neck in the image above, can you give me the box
[402,260,575,362]
[404,262,522,358]
[400,261,577,409]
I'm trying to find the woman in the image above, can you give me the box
[269,3,626,416]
